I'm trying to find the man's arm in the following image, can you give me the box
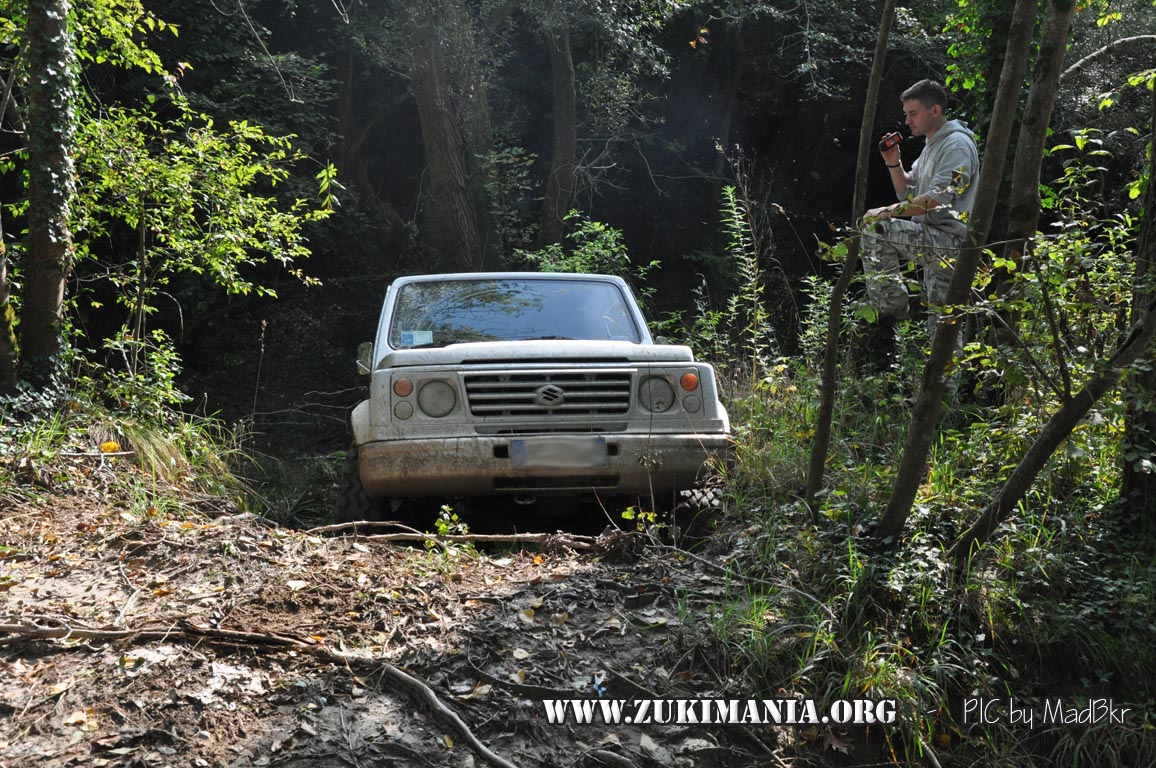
[865,194,939,221]
[881,143,910,198]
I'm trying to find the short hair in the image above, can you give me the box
[901,79,948,111]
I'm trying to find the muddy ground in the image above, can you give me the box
[0,454,849,768]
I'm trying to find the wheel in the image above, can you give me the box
[337,443,378,523]
[669,483,726,545]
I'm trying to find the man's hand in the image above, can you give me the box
[864,205,895,223]
[880,144,901,168]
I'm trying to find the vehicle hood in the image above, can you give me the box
[379,340,696,369]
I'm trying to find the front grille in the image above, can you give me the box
[464,371,632,416]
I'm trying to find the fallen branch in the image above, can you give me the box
[0,617,521,768]
[308,519,629,553]
[0,620,179,645]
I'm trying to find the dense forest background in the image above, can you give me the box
[3,1,1156,764]
[1,0,1152,439]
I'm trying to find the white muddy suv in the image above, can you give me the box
[341,272,731,521]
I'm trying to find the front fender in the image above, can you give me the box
[351,399,372,446]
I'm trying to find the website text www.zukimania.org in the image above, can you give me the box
[543,697,897,726]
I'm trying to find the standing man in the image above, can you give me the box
[861,79,980,336]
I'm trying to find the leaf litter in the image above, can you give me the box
[1,488,793,768]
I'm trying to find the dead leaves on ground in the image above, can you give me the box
[2,494,784,767]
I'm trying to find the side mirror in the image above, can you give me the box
[356,342,374,375]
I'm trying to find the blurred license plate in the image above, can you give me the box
[510,436,607,469]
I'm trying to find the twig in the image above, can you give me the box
[918,736,944,768]
[1060,35,1156,83]
[1031,252,1073,400]
[464,648,579,700]
[582,749,637,768]
[114,561,143,625]
[374,662,520,768]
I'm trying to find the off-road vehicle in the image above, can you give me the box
[342,272,731,522]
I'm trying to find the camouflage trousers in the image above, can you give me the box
[861,218,963,337]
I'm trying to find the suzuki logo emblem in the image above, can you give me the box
[534,384,566,407]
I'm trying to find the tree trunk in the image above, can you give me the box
[0,67,19,394]
[0,220,17,396]
[875,0,1038,540]
[995,0,1077,308]
[1122,78,1156,523]
[456,2,497,266]
[803,0,896,514]
[410,5,488,270]
[21,0,78,380]
[537,8,577,248]
[336,29,359,182]
[710,26,747,199]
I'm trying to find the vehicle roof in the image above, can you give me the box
[389,272,629,287]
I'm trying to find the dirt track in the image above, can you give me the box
[1,485,799,768]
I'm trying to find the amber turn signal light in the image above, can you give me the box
[393,378,414,397]
[679,372,700,391]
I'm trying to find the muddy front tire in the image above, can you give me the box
[337,444,378,523]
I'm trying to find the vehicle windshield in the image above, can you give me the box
[388,278,644,348]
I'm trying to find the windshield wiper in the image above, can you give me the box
[525,335,576,340]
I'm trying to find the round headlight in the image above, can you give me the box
[417,380,457,417]
[639,376,676,413]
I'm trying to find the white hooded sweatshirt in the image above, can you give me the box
[901,119,980,240]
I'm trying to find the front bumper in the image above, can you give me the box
[358,433,731,499]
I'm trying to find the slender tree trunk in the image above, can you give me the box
[803,0,896,513]
[21,0,77,381]
[0,218,17,395]
[711,26,747,199]
[0,67,19,393]
[1123,78,1156,523]
[410,5,487,270]
[996,0,1077,306]
[875,0,1038,540]
[337,25,355,175]
[457,7,497,266]
[537,8,577,247]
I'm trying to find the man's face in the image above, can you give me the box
[903,99,942,138]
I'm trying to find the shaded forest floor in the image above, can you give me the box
[0,459,834,768]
